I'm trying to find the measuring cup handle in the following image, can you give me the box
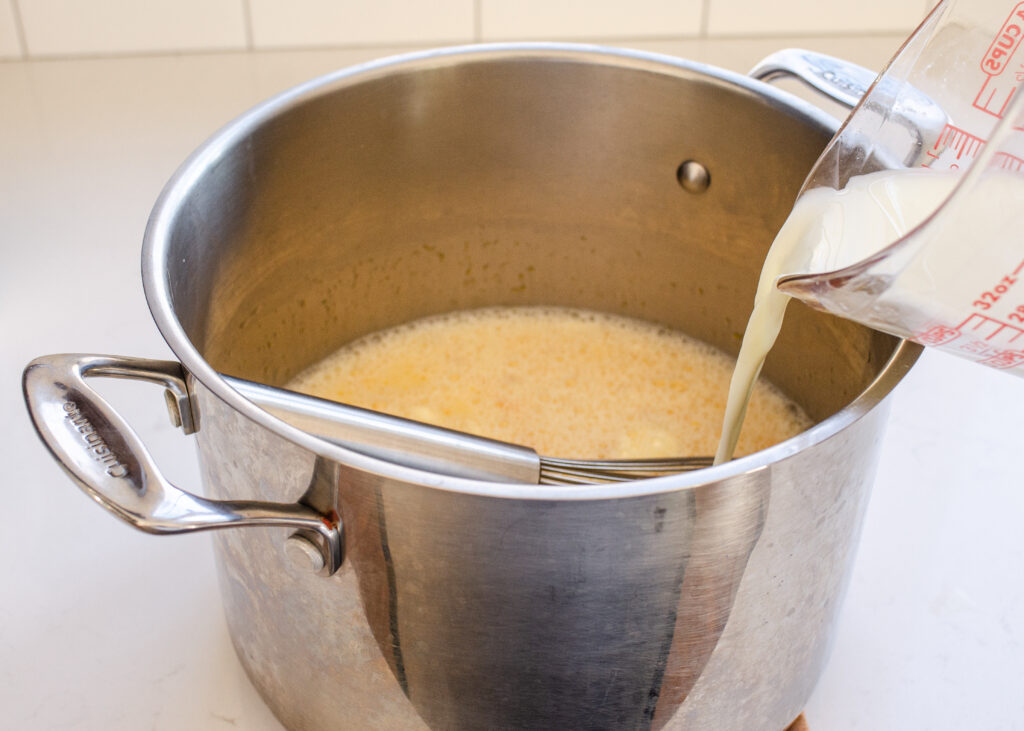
[749,48,878,109]
[22,353,343,575]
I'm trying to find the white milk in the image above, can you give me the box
[714,169,961,464]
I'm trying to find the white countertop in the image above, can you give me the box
[3,40,1023,730]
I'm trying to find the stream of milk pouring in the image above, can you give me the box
[714,169,962,464]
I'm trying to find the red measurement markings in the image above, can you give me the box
[959,339,1003,357]
[957,311,1024,347]
[913,314,1024,372]
[976,77,1019,118]
[915,324,961,346]
[982,3,1024,75]
[987,323,1024,344]
[974,78,1015,118]
[914,265,1024,350]
[949,314,1024,369]
[996,151,1024,171]
[974,273,1019,311]
[924,124,987,168]
[975,2,1024,118]
[984,349,1024,369]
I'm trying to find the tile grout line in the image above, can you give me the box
[241,0,254,50]
[0,30,917,65]
[700,0,711,38]
[10,0,28,59]
[473,0,482,43]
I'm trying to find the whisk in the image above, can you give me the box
[226,376,713,485]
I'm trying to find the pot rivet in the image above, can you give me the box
[677,160,710,194]
[285,532,326,573]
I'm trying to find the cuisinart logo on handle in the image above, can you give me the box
[62,400,129,478]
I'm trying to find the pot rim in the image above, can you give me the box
[142,41,922,500]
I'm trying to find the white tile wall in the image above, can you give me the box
[0,0,22,58]
[707,0,930,36]
[0,0,941,60]
[479,0,703,41]
[249,0,475,48]
[18,0,247,57]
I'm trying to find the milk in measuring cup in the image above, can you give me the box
[715,167,1024,463]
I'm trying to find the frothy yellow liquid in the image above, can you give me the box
[288,307,811,460]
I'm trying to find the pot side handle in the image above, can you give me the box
[22,354,343,575]
[749,48,877,109]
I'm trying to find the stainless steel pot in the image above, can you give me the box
[24,44,919,730]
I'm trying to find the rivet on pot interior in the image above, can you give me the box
[677,160,711,194]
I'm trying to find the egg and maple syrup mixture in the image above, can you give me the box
[286,307,811,460]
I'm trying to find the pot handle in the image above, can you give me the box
[749,48,878,109]
[22,354,343,575]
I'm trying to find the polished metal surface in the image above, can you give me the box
[284,532,327,573]
[749,48,872,108]
[22,354,343,574]
[676,160,711,194]
[27,44,922,730]
[228,375,543,483]
[751,47,948,171]
[538,454,714,483]
[229,374,712,483]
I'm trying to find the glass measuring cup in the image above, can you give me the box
[776,0,1024,376]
